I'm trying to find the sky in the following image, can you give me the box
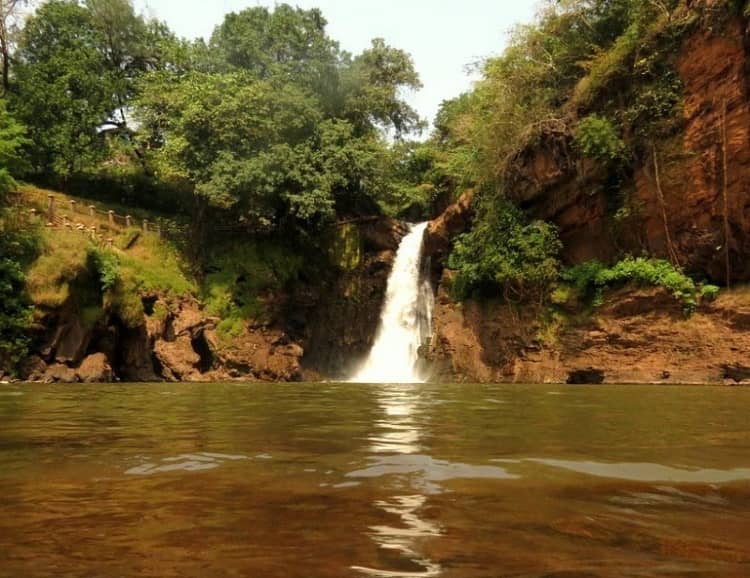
[132,0,540,132]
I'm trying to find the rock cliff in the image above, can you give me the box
[504,6,750,283]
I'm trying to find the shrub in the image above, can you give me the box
[448,198,561,301]
[86,246,120,292]
[562,256,698,313]
[574,115,627,162]
[699,284,720,302]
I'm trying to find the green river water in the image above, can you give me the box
[1,382,749,577]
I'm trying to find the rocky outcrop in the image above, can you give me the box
[423,189,475,271]
[18,216,399,383]
[636,14,750,282]
[428,286,750,384]
[76,353,114,383]
[21,291,306,384]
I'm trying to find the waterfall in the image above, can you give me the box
[350,222,434,383]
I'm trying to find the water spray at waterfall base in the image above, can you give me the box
[350,222,434,384]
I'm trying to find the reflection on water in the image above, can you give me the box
[353,384,443,577]
[1,382,750,577]
[525,458,750,483]
[351,495,442,578]
[125,452,250,475]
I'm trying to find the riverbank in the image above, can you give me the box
[427,283,750,386]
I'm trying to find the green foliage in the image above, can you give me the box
[574,115,627,161]
[700,284,720,302]
[86,246,120,292]
[328,223,362,271]
[342,38,423,136]
[562,257,698,312]
[202,241,303,335]
[0,104,36,373]
[448,198,561,301]
[209,4,338,92]
[11,0,180,182]
[12,1,116,178]
[105,274,144,328]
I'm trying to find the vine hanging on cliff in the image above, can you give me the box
[651,145,680,267]
[720,98,731,288]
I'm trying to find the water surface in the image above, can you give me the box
[1,383,749,577]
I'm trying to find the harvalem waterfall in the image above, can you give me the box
[350,222,434,383]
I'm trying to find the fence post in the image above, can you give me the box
[88,205,95,217]
[156,224,162,238]
[47,194,55,220]
[108,210,115,226]
[69,200,76,214]
[143,219,149,232]
[62,215,69,227]
[125,215,132,228]
[89,225,97,240]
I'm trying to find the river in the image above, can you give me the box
[1,382,749,577]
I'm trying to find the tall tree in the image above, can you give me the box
[0,0,31,92]
[209,4,339,91]
[342,38,423,137]
[12,0,114,178]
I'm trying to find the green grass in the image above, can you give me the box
[118,234,195,296]
[26,230,89,308]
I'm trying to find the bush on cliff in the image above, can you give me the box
[562,257,700,313]
[448,197,561,302]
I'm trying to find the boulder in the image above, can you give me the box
[76,353,114,383]
[43,363,79,383]
[154,335,201,381]
[20,355,47,382]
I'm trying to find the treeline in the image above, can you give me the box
[0,0,437,239]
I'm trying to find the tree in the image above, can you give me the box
[11,0,175,180]
[86,0,180,127]
[12,0,116,178]
[342,38,423,137]
[209,4,338,88]
[0,0,32,93]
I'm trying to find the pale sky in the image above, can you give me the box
[132,0,540,132]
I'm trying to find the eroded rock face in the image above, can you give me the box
[293,217,407,378]
[499,9,750,282]
[638,16,750,282]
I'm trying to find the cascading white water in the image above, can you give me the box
[350,222,434,383]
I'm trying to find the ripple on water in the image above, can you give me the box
[347,454,518,493]
[125,452,249,475]
[526,458,750,483]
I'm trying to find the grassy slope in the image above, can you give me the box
[20,185,196,318]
